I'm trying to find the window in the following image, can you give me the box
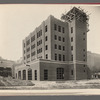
[55,53,57,60]
[45,45,48,50]
[63,55,65,61]
[24,50,25,54]
[63,37,65,42]
[83,49,85,51]
[31,35,35,42]
[27,47,30,52]
[44,69,48,80]
[59,45,61,50]
[40,40,42,44]
[26,39,30,45]
[71,70,73,75]
[31,44,35,49]
[59,54,61,61]
[23,70,26,80]
[46,54,48,59]
[55,35,57,40]
[63,46,65,51]
[24,43,25,47]
[83,38,85,40]
[40,30,42,36]
[55,44,57,49]
[57,68,64,79]
[58,26,61,32]
[59,36,61,41]
[71,27,73,33]
[40,48,42,53]
[37,32,39,38]
[37,42,39,46]
[71,46,73,50]
[84,70,85,72]
[24,56,25,60]
[45,25,47,32]
[71,37,73,42]
[37,40,42,46]
[84,65,85,67]
[62,27,65,33]
[54,24,57,30]
[83,59,85,61]
[31,51,35,56]
[27,54,30,59]
[83,54,85,57]
[18,71,21,79]
[83,32,85,35]
[45,36,48,41]
[71,55,73,61]
[35,70,37,80]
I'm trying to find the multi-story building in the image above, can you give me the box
[15,7,91,81]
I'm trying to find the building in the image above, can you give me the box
[0,57,15,77]
[15,7,91,81]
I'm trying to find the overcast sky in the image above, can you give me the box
[0,4,100,61]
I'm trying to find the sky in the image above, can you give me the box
[0,4,100,61]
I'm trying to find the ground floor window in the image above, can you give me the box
[18,71,21,79]
[23,70,26,80]
[44,69,48,80]
[57,68,64,79]
[28,69,32,80]
[35,70,37,80]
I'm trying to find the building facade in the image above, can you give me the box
[15,7,91,81]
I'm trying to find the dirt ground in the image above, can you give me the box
[0,76,100,89]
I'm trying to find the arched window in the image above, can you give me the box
[57,68,64,79]
[18,71,21,79]
[28,69,32,80]
[23,70,26,80]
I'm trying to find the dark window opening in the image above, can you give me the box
[23,70,26,80]
[54,24,57,30]
[46,54,48,59]
[26,39,30,45]
[71,27,73,33]
[45,25,47,32]
[63,46,65,51]
[59,54,61,61]
[59,36,61,41]
[59,45,61,50]
[45,36,48,41]
[27,54,30,59]
[71,46,73,50]
[55,44,57,49]
[71,70,73,75]
[28,69,32,80]
[62,27,65,33]
[63,37,65,42]
[57,68,64,79]
[71,37,73,42]
[45,45,48,50]
[44,69,48,80]
[35,70,37,80]
[63,55,65,61]
[58,26,61,32]
[55,53,57,60]
[71,55,73,61]
[55,35,57,40]
[18,71,21,79]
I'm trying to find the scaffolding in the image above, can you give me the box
[61,7,89,32]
